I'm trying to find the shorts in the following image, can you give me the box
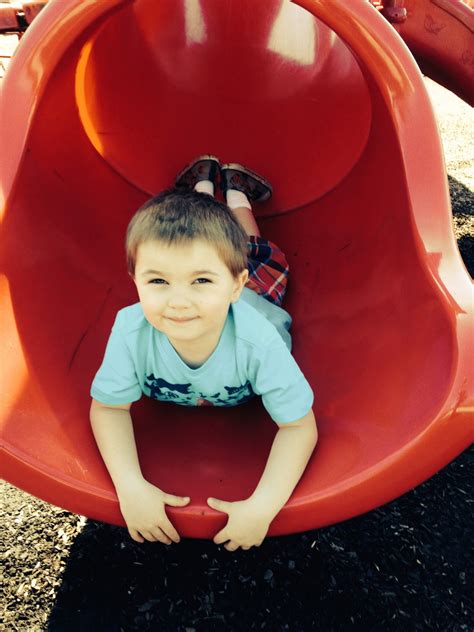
[245,236,289,307]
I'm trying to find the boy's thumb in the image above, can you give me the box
[165,494,191,507]
[207,497,228,513]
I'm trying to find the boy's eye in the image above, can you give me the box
[148,277,212,285]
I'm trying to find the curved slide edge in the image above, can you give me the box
[2,402,472,537]
[0,0,130,211]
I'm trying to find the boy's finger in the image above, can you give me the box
[213,528,229,545]
[150,527,173,545]
[164,494,191,507]
[128,528,144,544]
[207,497,230,513]
[162,520,181,544]
[224,541,240,552]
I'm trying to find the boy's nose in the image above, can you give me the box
[167,291,192,309]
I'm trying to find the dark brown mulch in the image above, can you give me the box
[1,78,473,631]
[2,447,473,632]
[450,175,474,274]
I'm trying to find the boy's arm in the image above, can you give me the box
[247,408,318,521]
[90,398,145,493]
[208,408,318,550]
[90,398,190,544]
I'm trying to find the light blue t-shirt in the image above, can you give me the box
[90,288,314,423]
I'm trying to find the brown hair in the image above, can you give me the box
[126,188,249,278]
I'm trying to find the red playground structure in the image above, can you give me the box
[372,0,474,105]
[1,0,473,538]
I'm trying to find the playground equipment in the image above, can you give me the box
[3,1,473,102]
[1,0,473,539]
[373,0,474,105]
[0,1,47,33]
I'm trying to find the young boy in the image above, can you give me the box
[90,156,317,552]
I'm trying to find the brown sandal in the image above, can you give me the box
[220,163,272,202]
[175,155,220,190]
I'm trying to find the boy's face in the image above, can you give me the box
[133,239,249,347]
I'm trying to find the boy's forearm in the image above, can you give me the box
[90,406,145,494]
[248,412,318,521]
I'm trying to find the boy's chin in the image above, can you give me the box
[162,320,201,337]
[165,326,198,337]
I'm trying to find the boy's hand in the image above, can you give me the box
[118,479,190,545]
[207,497,272,551]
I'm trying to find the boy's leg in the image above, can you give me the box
[230,207,261,237]
[222,165,288,308]
[175,155,219,195]
[221,163,272,238]
[226,190,261,237]
[194,180,215,196]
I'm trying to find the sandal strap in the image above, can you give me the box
[221,163,272,202]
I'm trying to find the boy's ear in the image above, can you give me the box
[231,269,249,303]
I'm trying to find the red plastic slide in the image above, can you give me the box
[1,0,472,539]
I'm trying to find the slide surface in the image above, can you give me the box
[1,0,472,537]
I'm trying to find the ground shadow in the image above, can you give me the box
[45,447,472,631]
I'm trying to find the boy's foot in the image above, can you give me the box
[220,163,272,202]
[175,155,220,190]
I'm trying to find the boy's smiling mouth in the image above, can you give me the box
[166,316,198,323]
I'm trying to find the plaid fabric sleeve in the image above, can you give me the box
[245,235,289,307]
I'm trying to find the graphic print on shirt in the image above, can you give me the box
[144,374,254,407]
[145,375,194,404]
[224,383,255,405]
